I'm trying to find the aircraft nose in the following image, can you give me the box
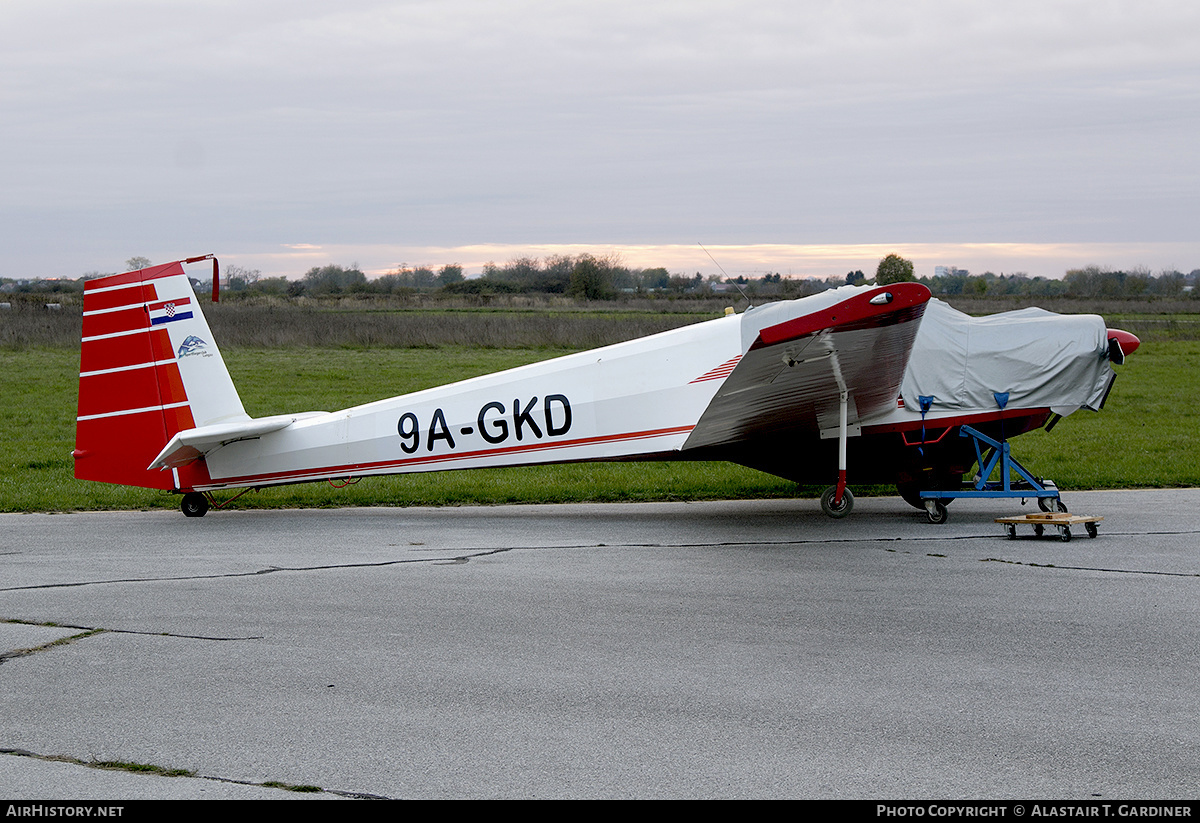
[1107,329,1140,363]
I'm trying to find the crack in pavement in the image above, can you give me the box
[2,619,261,642]
[0,626,103,665]
[0,549,513,593]
[0,620,262,666]
[0,749,392,800]
[4,530,1198,594]
[980,557,1200,577]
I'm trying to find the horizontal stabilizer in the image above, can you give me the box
[149,413,327,470]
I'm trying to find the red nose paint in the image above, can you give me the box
[1107,329,1140,356]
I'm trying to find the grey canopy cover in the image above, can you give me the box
[900,300,1115,416]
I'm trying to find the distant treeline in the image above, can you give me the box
[231,256,833,300]
[920,265,1197,299]
[3,256,1198,301]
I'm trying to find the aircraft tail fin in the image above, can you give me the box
[73,259,247,491]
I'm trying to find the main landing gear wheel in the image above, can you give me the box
[181,492,209,518]
[1039,496,1068,514]
[820,486,854,518]
[924,499,948,525]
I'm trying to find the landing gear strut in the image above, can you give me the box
[820,382,854,519]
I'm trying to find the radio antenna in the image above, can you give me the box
[698,243,751,308]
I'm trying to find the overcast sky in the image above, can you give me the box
[3,0,1198,281]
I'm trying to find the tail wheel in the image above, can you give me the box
[820,486,854,519]
[181,492,209,518]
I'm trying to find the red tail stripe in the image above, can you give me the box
[84,262,185,290]
[158,363,189,406]
[79,328,172,373]
[78,401,190,422]
[74,417,175,490]
[76,364,189,418]
[80,358,176,378]
[82,284,158,313]
[80,336,148,373]
[148,330,176,361]
[81,305,149,338]
[162,405,198,439]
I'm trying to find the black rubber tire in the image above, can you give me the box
[1039,496,1068,514]
[925,500,948,525]
[181,493,209,518]
[820,486,854,519]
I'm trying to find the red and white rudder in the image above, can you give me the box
[73,260,247,491]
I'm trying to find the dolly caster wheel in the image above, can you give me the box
[925,500,948,524]
[1039,496,1068,513]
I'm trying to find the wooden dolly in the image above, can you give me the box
[993,512,1102,542]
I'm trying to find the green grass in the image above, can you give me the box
[1,340,1195,514]
[1012,341,1200,488]
[89,760,195,777]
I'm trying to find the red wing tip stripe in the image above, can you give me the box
[208,425,696,487]
[756,284,931,348]
[690,356,742,383]
[77,401,189,422]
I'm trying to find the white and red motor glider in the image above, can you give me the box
[73,258,1137,518]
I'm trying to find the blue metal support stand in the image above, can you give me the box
[918,425,1063,523]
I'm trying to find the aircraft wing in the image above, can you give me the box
[683,283,930,450]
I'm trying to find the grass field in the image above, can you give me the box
[1,331,1196,514]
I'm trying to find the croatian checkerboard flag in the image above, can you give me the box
[148,297,194,326]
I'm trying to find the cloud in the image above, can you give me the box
[2,1,1198,277]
